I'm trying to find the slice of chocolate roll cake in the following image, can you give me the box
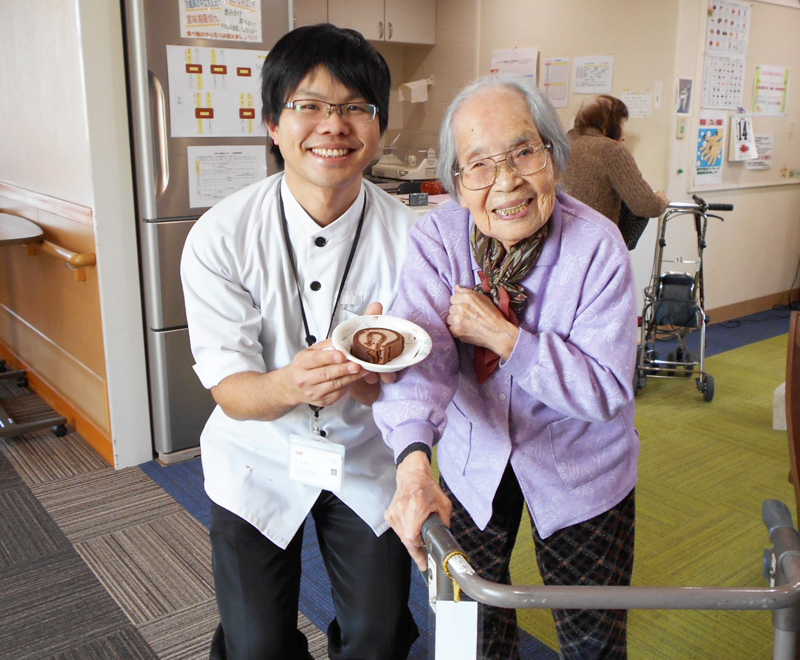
[351,328,405,365]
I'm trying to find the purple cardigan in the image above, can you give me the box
[373,193,639,538]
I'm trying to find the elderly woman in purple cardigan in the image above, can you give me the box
[373,73,639,660]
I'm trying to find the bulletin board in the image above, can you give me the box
[476,0,682,192]
[475,0,800,194]
[690,0,800,191]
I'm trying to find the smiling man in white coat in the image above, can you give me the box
[181,24,419,660]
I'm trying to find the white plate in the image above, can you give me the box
[332,315,432,373]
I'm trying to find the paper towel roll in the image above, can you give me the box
[399,79,429,103]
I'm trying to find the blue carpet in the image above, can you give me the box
[141,458,557,658]
[651,305,794,358]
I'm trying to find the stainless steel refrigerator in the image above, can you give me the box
[123,0,288,462]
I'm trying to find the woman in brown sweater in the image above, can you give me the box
[561,95,669,226]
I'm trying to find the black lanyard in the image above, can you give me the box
[278,189,367,427]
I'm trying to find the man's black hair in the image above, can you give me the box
[261,23,391,166]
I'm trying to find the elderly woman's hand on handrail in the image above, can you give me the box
[385,450,453,572]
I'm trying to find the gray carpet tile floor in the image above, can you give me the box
[0,380,329,659]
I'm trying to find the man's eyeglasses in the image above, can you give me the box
[455,143,551,190]
[283,99,379,123]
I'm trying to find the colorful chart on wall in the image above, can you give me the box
[166,45,268,138]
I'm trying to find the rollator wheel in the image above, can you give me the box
[683,351,697,377]
[697,374,715,402]
[633,370,647,397]
[645,350,660,375]
[633,347,646,396]
[52,425,68,438]
[666,351,677,377]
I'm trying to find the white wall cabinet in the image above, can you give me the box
[328,0,435,45]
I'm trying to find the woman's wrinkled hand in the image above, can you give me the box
[385,451,452,571]
[447,286,519,361]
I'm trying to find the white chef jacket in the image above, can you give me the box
[181,173,417,549]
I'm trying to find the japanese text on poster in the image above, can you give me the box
[187,145,267,208]
[752,65,790,116]
[543,57,569,108]
[746,134,774,170]
[179,0,262,43]
[694,111,726,186]
[572,56,614,94]
[490,48,539,81]
[620,91,653,119]
[166,45,268,138]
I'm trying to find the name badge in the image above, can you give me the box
[288,434,345,492]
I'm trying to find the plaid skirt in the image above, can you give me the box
[441,464,635,660]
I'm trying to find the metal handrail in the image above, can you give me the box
[422,499,800,658]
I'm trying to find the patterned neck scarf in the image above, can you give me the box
[470,221,549,383]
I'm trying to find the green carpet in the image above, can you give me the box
[510,334,794,658]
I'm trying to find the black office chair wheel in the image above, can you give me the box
[16,374,28,387]
[52,424,68,437]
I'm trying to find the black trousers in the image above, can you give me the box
[208,493,418,660]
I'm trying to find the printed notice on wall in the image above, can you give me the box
[752,65,790,116]
[167,45,268,138]
[572,56,613,94]
[187,145,267,208]
[490,48,539,81]
[705,0,751,56]
[701,52,745,109]
[543,57,569,108]
[179,0,262,43]
[747,134,774,170]
[694,111,727,186]
[620,91,653,119]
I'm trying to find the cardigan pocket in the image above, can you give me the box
[547,416,630,489]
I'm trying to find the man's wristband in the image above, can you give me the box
[396,442,432,465]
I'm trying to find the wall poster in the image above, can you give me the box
[179,0,262,42]
[694,111,727,186]
[543,57,570,108]
[572,55,614,94]
[166,45,268,138]
[752,65,790,116]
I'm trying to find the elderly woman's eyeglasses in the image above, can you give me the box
[455,143,551,190]
[284,99,379,123]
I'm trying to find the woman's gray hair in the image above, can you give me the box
[437,73,570,201]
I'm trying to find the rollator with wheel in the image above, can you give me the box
[420,313,800,659]
[633,195,734,402]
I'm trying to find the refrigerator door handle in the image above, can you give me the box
[149,71,170,197]
[125,0,158,219]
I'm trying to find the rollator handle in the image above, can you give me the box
[690,194,733,213]
[422,513,446,536]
